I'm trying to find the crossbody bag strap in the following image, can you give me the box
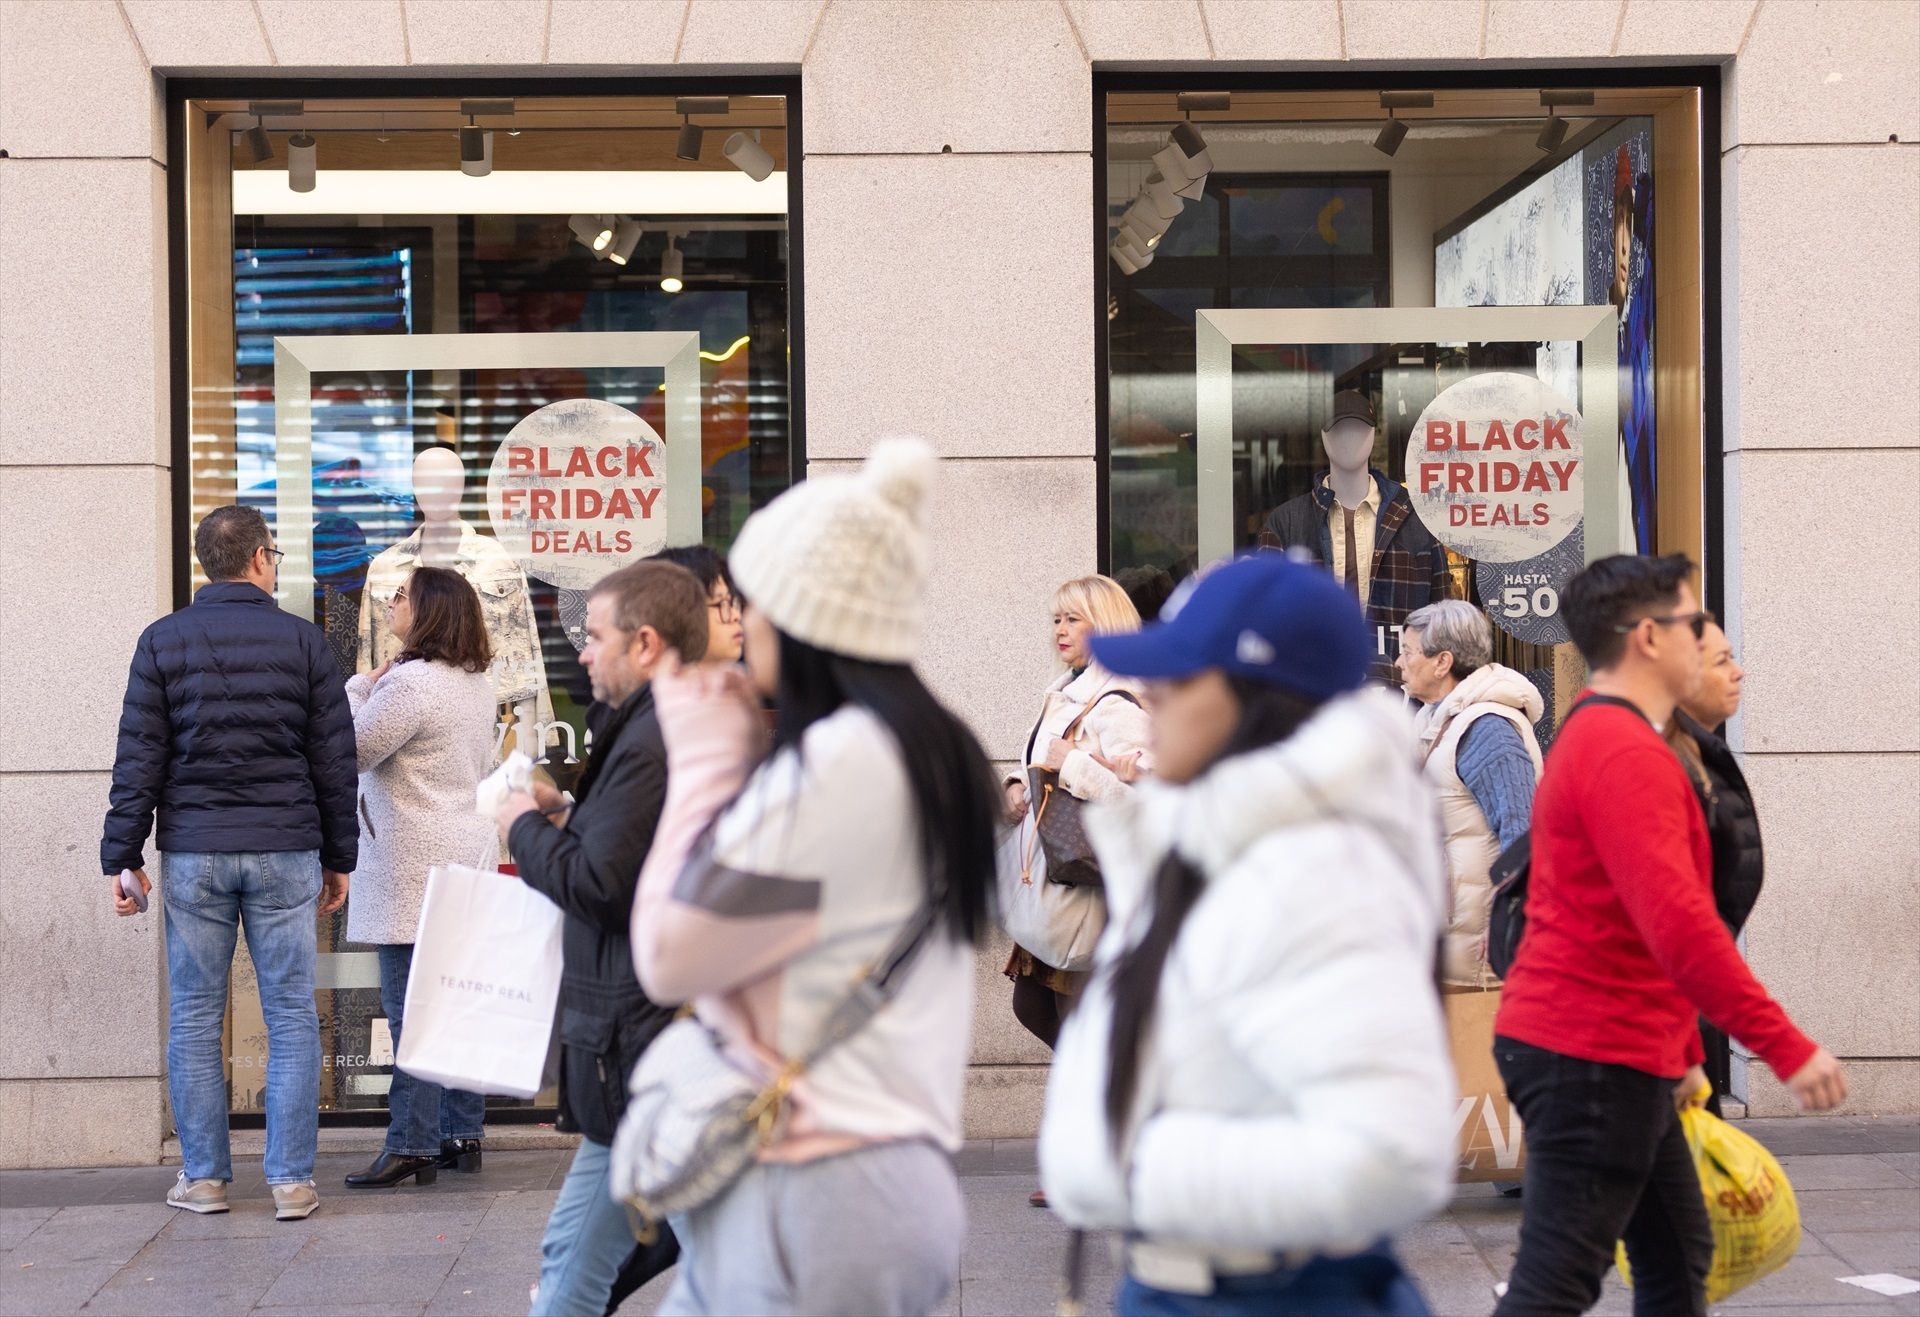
[743,900,942,1134]
[1058,686,1140,747]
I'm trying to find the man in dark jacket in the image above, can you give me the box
[103,505,357,1222]
[495,559,708,1317]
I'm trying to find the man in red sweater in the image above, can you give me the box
[1493,553,1845,1316]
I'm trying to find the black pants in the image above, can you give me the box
[604,1227,680,1315]
[1493,1037,1711,1317]
[1011,976,1072,1050]
[1700,1020,1730,1119]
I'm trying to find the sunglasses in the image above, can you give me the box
[1615,610,1708,640]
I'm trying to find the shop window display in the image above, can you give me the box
[176,90,797,1118]
[1104,84,1706,737]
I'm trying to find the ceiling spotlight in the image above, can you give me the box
[1536,114,1569,152]
[676,121,703,162]
[1373,91,1433,158]
[287,132,316,193]
[607,219,643,266]
[568,213,615,256]
[244,120,272,165]
[1119,198,1167,251]
[1373,115,1408,157]
[1142,171,1186,222]
[722,131,776,182]
[460,123,493,178]
[1111,230,1153,274]
[1154,121,1212,201]
[660,238,684,294]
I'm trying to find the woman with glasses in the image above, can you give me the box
[652,545,744,664]
[1664,615,1764,1114]
[342,566,498,1189]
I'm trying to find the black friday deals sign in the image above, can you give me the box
[486,398,669,590]
[1405,372,1584,564]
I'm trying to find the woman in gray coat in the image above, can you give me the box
[342,566,500,1189]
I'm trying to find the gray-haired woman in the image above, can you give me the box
[1396,599,1544,988]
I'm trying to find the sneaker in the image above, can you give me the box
[166,1172,229,1215]
[272,1181,319,1221]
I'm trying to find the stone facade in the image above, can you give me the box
[0,0,1915,1166]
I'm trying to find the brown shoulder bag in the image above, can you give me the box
[1022,689,1141,888]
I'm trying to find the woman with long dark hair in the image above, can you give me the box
[340,565,497,1189]
[629,438,999,1316]
[1038,554,1457,1316]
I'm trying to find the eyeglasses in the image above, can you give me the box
[708,596,740,622]
[392,587,408,602]
[267,548,285,566]
[1615,610,1708,640]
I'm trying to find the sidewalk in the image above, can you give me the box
[2,1118,1915,1316]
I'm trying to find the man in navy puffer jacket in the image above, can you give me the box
[103,505,358,1222]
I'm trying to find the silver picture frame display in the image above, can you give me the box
[271,330,705,620]
[1193,306,1621,568]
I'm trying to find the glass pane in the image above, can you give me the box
[1105,88,1700,725]
[184,93,795,1117]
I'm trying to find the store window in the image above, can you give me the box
[1102,82,1707,726]
[174,88,798,1117]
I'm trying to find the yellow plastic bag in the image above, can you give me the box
[1616,1087,1800,1302]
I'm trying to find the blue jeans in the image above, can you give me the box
[377,943,485,1156]
[533,1138,662,1316]
[162,850,321,1186]
[1118,1243,1429,1317]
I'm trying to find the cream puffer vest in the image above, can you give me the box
[1414,663,1544,988]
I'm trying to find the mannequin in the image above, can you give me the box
[359,447,553,752]
[1258,389,1452,683]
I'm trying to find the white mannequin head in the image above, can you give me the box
[1320,418,1375,475]
[413,447,465,524]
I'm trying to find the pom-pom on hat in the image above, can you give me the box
[727,436,936,664]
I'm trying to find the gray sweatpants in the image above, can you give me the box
[658,1139,963,1316]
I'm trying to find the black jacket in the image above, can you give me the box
[509,684,675,1143]
[1678,712,1765,935]
[102,582,359,875]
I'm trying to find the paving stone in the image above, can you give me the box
[69,1236,303,1315]
[1878,1153,1920,1185]
[1782,1154,1920,1192]
[253,1249,452,1308]
[1798,1188,1920,1234]
[1819,1229,1920,1275]
[424,1266,537,1316]
[5,1204,172,1267]
[961,1274,1087,1316]
[0,1259,119,1316]
[294,1205,489,1259]
[1710,1247,1909,1308]
[0,1205,55,1252]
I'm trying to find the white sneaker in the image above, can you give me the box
[272,1181,319,1221]
[166,1172,229,1214]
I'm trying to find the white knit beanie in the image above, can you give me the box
[727,436,936,664]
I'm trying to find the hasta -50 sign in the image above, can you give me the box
[1406,372,1586,647]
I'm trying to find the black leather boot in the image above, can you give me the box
[345,1152,439,1188]
[439,1138,483,1173]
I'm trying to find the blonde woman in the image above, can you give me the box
[1004,577,1153,1141]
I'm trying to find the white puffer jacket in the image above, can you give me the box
[1038,690,1456,1257]
[1412,663,1544,987]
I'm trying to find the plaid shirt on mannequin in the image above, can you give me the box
[1259,470,1453,681]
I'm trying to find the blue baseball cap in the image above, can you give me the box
[1090,553,1372,701]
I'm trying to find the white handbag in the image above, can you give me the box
[995,820,1106,973]
[394,862,563,1098]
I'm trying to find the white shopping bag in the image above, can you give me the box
[396,863,563,1098]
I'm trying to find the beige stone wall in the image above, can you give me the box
[0,0,1915,1166]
